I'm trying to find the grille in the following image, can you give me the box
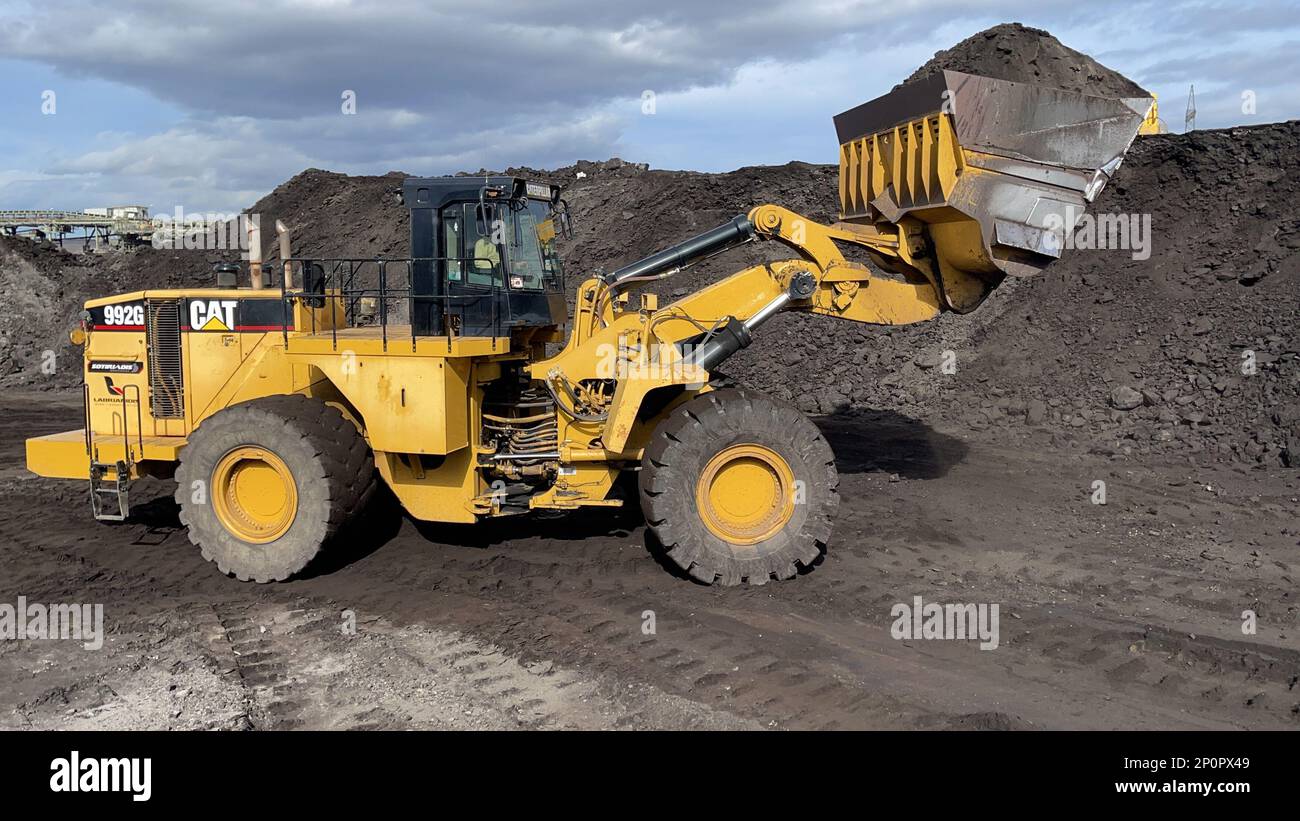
[145,299,184,419]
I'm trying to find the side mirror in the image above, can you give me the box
[476,201,498,237]
[555,199,573,239]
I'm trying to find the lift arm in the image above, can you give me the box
[530,203,956,453]
[532,69,1150,454]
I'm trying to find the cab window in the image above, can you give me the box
[465,204,502,288]
[506,207,545,290]
[443,210,463,282]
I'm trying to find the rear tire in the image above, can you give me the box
[639,388,838,585]
[175,395,375,582]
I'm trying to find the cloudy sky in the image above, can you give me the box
[1,0,1296,214]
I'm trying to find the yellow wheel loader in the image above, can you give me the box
[26,72,1151,585]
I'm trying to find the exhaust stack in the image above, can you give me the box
[276,219,292,289]
[246,215,263,289]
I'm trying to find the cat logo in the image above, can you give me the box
[189,299,238,332]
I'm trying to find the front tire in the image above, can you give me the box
[175,395,374,582]
[639,388,838,585]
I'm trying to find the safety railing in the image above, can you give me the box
[275,257,505,352]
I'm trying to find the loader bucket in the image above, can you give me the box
[833,70,1150,290]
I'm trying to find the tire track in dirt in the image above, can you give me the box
[2,402,1296,729]
[0,495,758,729]
[5,481,1294,730]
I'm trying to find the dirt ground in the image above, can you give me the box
[2,390,1295,730]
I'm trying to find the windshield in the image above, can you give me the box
[504,200,563,291]
[442,199,563,291]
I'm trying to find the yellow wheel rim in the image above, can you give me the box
[211,446,298,543]
[696,444,796,545]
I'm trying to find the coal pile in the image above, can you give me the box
[248,168,410,260]
[0,237,211,387]
[715,122,1300,469]
[942,122,1300,467]
[900,22,1149,98]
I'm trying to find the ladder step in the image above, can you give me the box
[88,460,130,521]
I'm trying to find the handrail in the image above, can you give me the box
[273,256,527,350]
[83,383,92,457]
[123,384,144,464]
[84,381,143,467]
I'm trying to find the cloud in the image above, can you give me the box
[0,1,1296,212]
[9,106,627,213]
[0,0,935,120]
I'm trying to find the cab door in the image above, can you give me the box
[442,203,503,337]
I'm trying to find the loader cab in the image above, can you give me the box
[402,176,569,337]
